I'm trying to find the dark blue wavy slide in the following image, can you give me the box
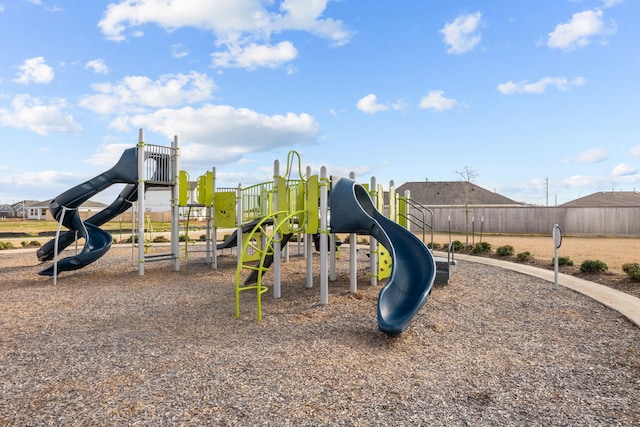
[37,184,138,262]
[38,148,139,276]
[330,177,437,335]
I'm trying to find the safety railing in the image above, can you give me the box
[144,144,176,185]
[399,197,434,247]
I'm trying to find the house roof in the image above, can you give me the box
[23,199,108,209]
[77,200,108,209]
[23,200,52,208]
[395,181,523,206]
[560,191,640,207]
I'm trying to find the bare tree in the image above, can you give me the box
[456,166,479,244]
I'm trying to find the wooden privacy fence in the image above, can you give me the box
[43,205,639,236]
[423,206,640,236]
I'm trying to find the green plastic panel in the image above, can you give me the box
[214,191,236,228]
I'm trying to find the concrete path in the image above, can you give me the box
[440,252,640,328]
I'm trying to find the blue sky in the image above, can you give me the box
[1,0,638,207]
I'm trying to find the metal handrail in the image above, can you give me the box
[398,198,434,247]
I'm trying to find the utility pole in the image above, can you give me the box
[545,177,549,207]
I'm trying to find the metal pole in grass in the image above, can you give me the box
[553,224,562,290]
[472,216,475,246]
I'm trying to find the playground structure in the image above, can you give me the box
[37,130,181,280]
[38,129,448,334]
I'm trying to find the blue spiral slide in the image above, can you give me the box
[330,177,437,335]
[38,148,139,276]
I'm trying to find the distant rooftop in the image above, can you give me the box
[396,181,524,206]
[23,200,108,209]
[559,191,640,207]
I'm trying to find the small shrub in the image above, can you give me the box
[516,251,533,262]
[152,235,170,243]
[579,259,608,273]
[471,241,492,254]
[622,263,640,281]
[553,256,574,266]
[0,241,14,250]
[21,240,42,247]
[427,242,442,250]
[451,240,464,251]
[199,234,207,241]
[496,245,514,256]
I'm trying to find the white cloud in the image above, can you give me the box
[390,98,408,111]
[0,168,87,203]
[612,163,636,177]
[497,76,586,94]
[0,167,84,201]
[171,43,189,59]
[85,143,133,166]
[0,94,82,135]
[272,0,352,46]
[79,71,216,115]
[356,94,389,114]
[21,170,79,186]
[418,90,457,111]
[558,171,640,198]
[85,58,109,74]
[98,0,352,70]
[103,104,319,166]
[601,0,624,8]
[212,41,298,69]
[561,174,603,188]
[547,10,615,51]
[13,57,54,84]
[629,145,640,157]
[565,148,608,164]
[439,12,482,54]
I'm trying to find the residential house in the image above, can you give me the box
[395,181,524,207]
[5,200,109,220]
[24,200,51,220]
[0,204,15,219]
[559,191,640,207]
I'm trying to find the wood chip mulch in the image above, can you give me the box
[1,245,639,426]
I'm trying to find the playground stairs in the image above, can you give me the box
[433,241,456,285]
